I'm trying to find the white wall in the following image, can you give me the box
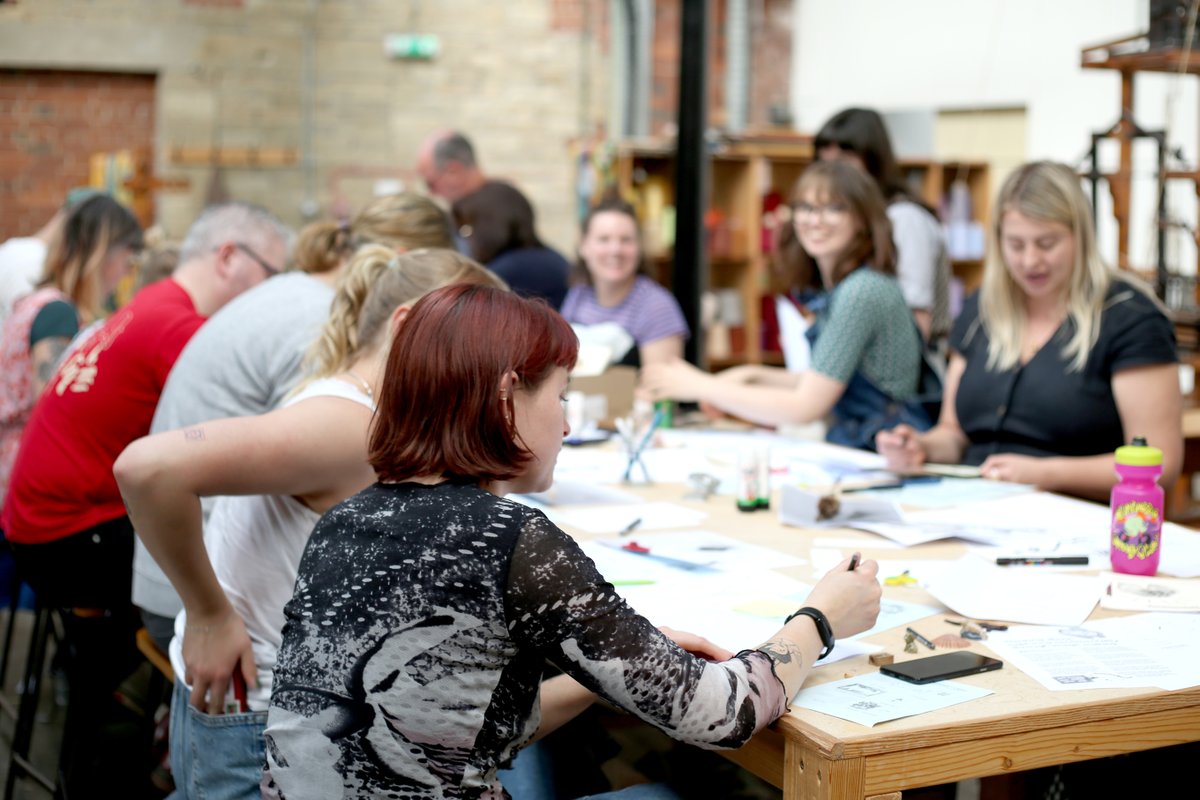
[792,0,1200,276]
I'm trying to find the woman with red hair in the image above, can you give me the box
[261,283,881,799]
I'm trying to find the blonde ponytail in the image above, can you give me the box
[304,245,396,379]
[299,246,507,388]
[293,220,353,275]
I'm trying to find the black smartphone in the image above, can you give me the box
[880,651,1003,685]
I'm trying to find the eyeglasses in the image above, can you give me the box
[791,201,849,223]
[234,242,282,277]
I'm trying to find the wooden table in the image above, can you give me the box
[565,467,1200,799]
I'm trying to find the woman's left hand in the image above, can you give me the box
[979,453,1047,487]
[659,626,735,662]
[640,359,711,402]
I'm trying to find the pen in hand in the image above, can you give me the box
[619,517,643,537]
[848,552,860,571]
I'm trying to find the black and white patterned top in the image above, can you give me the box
[264,481,787,799]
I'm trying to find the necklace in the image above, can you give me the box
[344,368,373,399]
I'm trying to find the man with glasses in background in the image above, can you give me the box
[1,201,292,796]
[131,203,354,663]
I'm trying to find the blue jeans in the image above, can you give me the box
[168,679,268,800]
[498,740,682,800]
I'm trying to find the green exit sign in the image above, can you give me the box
[385,33,440,61]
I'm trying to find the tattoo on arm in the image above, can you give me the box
[756,638,803,665]
[183,427,206,442]
[33,337,69,387]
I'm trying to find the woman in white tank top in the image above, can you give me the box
[115,246,503,800]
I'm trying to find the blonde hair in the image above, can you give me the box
[980,161,1139,373]
[291,193,455,277]
[302,245,506,381]
[352,193,455,251]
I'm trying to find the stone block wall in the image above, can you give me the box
[0,0,613,252]
[0,0,792,251]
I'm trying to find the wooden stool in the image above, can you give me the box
[135,627,174,777]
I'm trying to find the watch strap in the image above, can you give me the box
[785,606,835,660]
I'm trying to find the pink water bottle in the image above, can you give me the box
[1110,436,1164,576]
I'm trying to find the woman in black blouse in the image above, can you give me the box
[262,284,881,799]
[877,161,1181,500]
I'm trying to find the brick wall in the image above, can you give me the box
[649,0,794,135]
[0,1,792,249]
[0,70,155,240]
[750,0,794,127]
[0,0,615,251]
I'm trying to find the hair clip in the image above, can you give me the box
[386,255,402,271]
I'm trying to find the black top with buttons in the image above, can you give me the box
[952,280,1177,466]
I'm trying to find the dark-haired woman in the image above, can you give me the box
[0,194,142,504]
[452,180,570,308]
[261,283,881,798]
[642,161,928,448]
[815,107,950,345]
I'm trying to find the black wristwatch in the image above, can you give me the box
[785,606,835,660]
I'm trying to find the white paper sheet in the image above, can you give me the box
[594,530,806,572]
[519,480,643,507]
[792,671,993,727]
[556,502,708,534]
[776,295,812,373]
[779,484,905,528]
[1099,571,1200,612]
[984,613,1200,691]
[574,543,878,659]
[850,478,1034,510]
[873,559,956,590]
[922,555,1100,625]
[867,492,1113,557]
[810,536,902,550]
[1160,522,1200,578]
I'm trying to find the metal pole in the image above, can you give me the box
[674,0,710,366]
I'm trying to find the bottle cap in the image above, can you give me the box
[1115,437,1163,467]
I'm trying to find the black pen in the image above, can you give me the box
[995,556,1089,566]
[906,627,935,650]
[619,517,643,537]
[848,552,860,571]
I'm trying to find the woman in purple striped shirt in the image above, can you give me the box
[560,198,688,368]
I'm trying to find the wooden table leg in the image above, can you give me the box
[783,738,866,799]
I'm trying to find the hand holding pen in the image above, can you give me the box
[805,552,882,639]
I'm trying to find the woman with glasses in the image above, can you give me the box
[642,160,929,448]
[815,107,950,345]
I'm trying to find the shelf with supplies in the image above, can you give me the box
[615,137,990,368]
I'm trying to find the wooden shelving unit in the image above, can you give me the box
[615,137,989,367]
